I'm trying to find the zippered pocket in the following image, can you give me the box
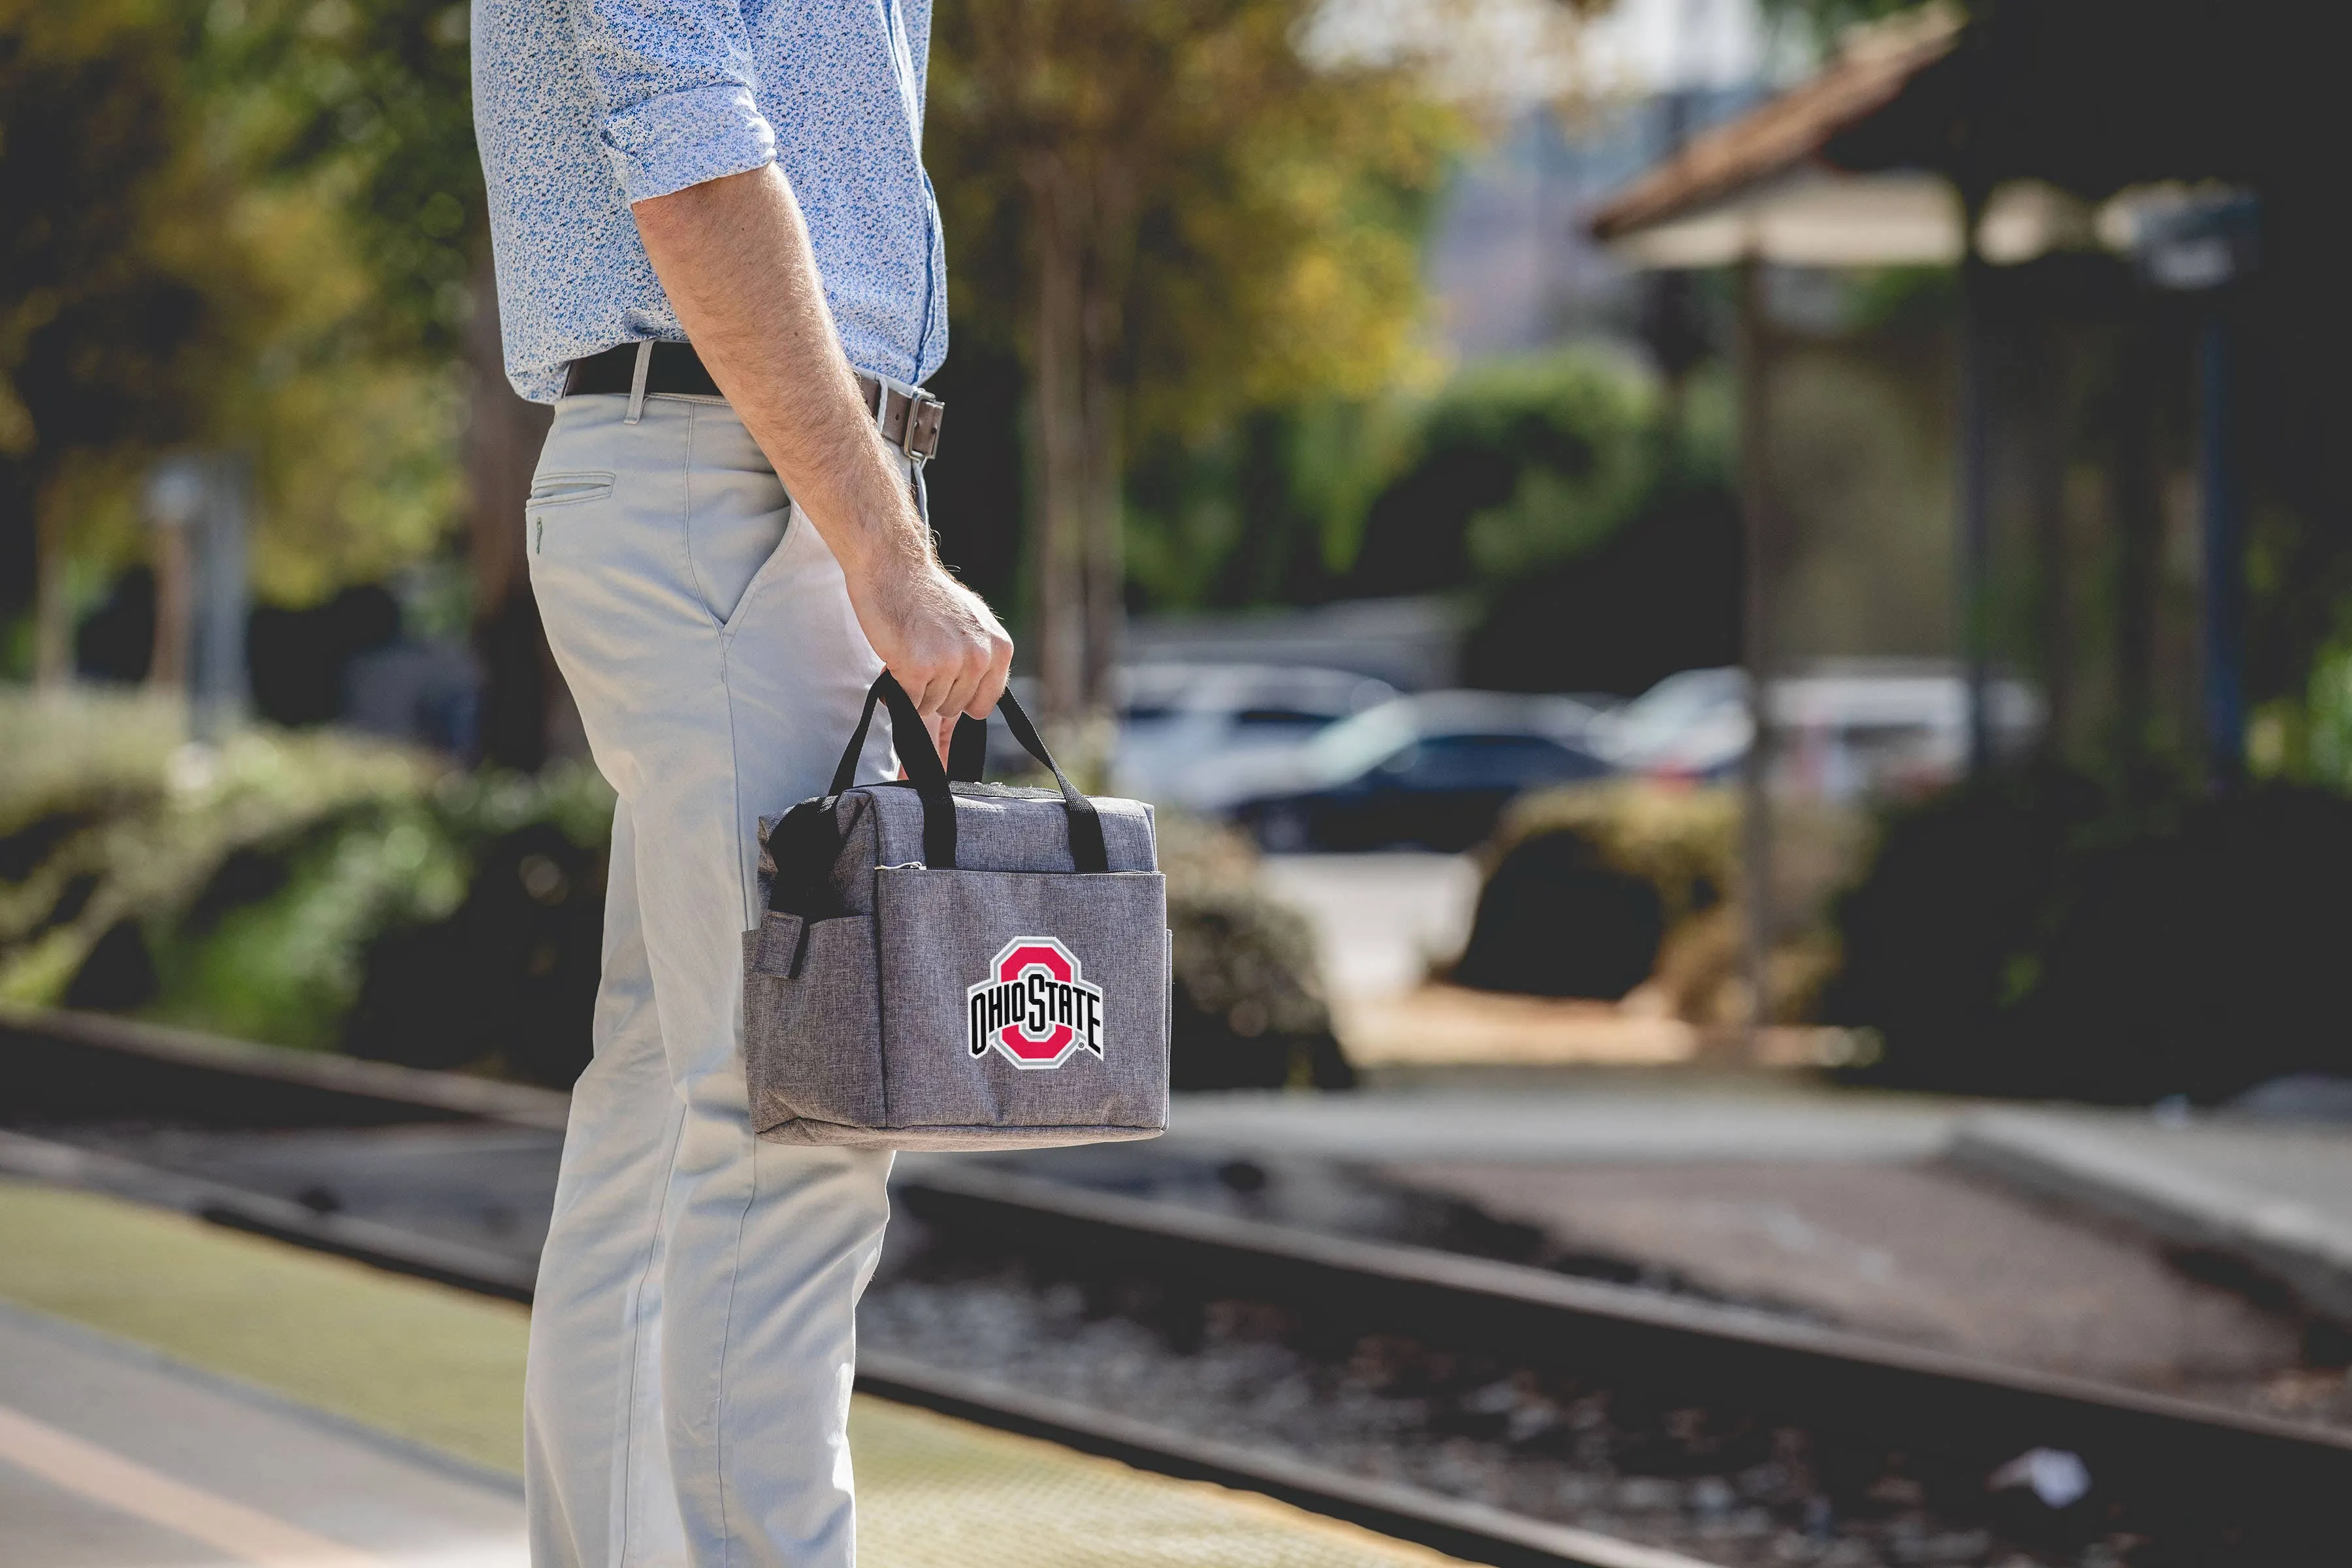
[528,471,615,554]
[529,470,615,506]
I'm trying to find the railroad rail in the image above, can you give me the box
[6,1004,2347,1565]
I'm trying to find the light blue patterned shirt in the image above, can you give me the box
[472,0,947,403]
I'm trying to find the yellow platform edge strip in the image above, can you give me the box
[0,1179,1463,1567]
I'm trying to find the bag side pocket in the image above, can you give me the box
[743,912,887,1137]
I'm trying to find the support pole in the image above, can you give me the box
[2198,304,2245,790]
[190,455,250,743]
[1955,189,1995,781]
[1736,255,1774,1038]
[2112,322,2160,795]
[2024,321,2072,766]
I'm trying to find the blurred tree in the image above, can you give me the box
[928,0,1458,728]
[217,0,554,767]
[1,0,459,688]
[2,0,220,681]
[1757,0,1941,49]
[1345,347,1699,591]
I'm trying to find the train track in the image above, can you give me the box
[6,1005,2348,1566]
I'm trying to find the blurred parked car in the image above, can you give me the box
[1592,667,1752,782]
[1597,662,2043,798]
[1204,691,1612,853]
[1111,662,1399,808]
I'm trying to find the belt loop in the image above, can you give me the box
[624,341,653,425]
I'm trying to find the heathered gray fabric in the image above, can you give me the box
[874,868,1167,1131]
[742,913,889,1133]
[745,783,1169,1149]
[753,785,1158,912]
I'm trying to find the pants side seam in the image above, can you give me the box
[613,1096,687,1567]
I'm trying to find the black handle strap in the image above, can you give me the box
[823,672,1107,873]
[947,715,988,782]
[995,685,1108,872]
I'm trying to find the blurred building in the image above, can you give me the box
[1425,0,1776,359]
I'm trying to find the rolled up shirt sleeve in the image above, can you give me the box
[561,0,777,203]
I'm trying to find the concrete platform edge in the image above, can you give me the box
[0,1296,525,1496]
[1951,1113,2352,1328]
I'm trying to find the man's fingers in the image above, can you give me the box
[968,636,1013,719]
[937,653,988,730]
[925,709,955,764]
[897,666,948,718]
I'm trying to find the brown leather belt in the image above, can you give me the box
[562,341,944,462]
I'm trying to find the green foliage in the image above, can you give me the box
[1757,0,1952,51]
[2247,630,2352,795]
[1126,345,1705,612]
[0,688,436,1011]
[1,0,223,594]
[1824,772,2352,1101]
[1439,351,1666,581]
[1122,392,1424,608]
[0,689,611,1051]
[930,0,1458,434]
[928,0,1460,649]
[0,0,465,625]
[1154,813,1351,1088]
[1348,345,1715,599]
[206,0,482,359]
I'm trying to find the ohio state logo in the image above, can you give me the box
[967,938,1104,1069]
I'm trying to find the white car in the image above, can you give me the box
[1110,662,1399,809]
[1597,663,2043,798]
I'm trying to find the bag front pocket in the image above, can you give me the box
[742,911,887,1135]
[873,867,1168,1134]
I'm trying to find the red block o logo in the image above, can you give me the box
[966,937,1105,1070]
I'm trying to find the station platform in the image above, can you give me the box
[1953,1109,2352,1328]
[0,1179,1465,1568]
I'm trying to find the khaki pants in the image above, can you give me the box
[523,389,900,1567]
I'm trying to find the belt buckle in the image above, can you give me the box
[898,386,940,464]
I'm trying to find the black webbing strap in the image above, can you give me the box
[819,672,1107,874]
[947,715,988,782]
[993,687,1107,873]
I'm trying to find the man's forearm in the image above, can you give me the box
[629,164,1011,732]
[631,165,925,582]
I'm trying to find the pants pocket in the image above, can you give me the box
[525,471,616,557]
[714,508,799,638]
[528,471,616,506]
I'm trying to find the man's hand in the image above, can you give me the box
[845,542,1013,762]
[630,165,1011,760]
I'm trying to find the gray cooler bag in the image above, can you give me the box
[744,673,1169,1149]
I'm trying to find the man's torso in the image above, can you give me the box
[473,0,947,403]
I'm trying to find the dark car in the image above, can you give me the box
[1205,692,1613,853]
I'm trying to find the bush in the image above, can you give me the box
[1,691,441,1021]
[1454,781,1846,1022]
[3,693,1348,1091]
[1823,777,2352,1102]
[1487,781,1739,924]
[1347,348,1668,596]
[1158,813,1352,1090]
[1816,774,2095,1091]
[1454,782,1729,1002]
[0,689,612,1083]
[1452,830,1665,1000]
